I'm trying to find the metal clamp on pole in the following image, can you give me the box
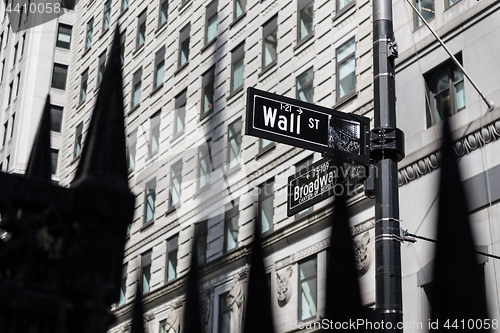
[370,127,405,162]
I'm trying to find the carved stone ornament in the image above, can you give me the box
[200,289,213,333]
[228,280,245,333]
[163,309,181,333]
[276,266,293,307]
[353,232,372,276]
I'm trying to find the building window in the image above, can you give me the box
[20,33,25,56]
[140,250,152,294]
[424,55,465,127]
[258,179,274,233]
[336,38,356,101]
[231,43,244,94]
[10,114,14,139]
[97,51,106,87]
[1,60,4,82]
[2,121,8,146]
[218,292,231,333]
[5,155,10,171]
[446,0,460,9]
[298,255,317,321]
[205,0,218,45]
[7,81,13,105]
[224,205,239,253]
[15,72,20,97]
[120,30,126,64]
[51,63,68,90]
[74,122,83,158]
[80,68,88,104]
[118,264,127,306]
[414,0,434,29]
[195,220,208,266]
[337,0,354,12]
[298,0,314,42]
[132,68,142,108]
[86,17,94,50]
[166,235,178,282]
[227,118,242,169]
[259,139,274,153]
[56,24,72,49]
[50,149,58,175]
[169,159,182,208]
[121,0,128,12]
[297,67,314,103]
[174,90,186,137]
[233,0,246,20]
[178,23,190,68]
[154,47,165,89]
[159,0,168,26]
[149,111,160,156]
[197,140,211,190]
[181,0,190,7]
[201,67,215,117]
[50,105,63,133]
[127,129,137,171]
[144,178,156,225]
[137,9,147,49]
[5,24,9,44]
[12,42,18,66]
[103,0,111,31]
[262,15,277,71]
[295,155,314,216]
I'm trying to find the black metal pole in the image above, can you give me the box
[371,0,405,331]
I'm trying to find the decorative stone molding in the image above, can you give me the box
[201,289,213,333]
[276,266,293,307]
[398,119,500,186]
[274,256,291,271]
[292,238,331,263]
[353,232,372,276]
[350,219,375,237]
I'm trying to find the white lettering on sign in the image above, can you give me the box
[262,106,301,134]
[308,118,320,129]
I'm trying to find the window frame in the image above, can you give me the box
[169,159,183,209]
[233,0,246,21]
[50,105,63,133]
[336,37,356,102]
[258,178,274,234]
[137,9,147,50]
[127,128,137,172]
[97,51,106,88]
[85,17,94,51]
[50,148,58,175]
[173,89,186,138]
[298,255,318,322]
[201,66,215,118]
[262,15,278,73]
[230,43,244,95]
[195,220,208,266]
[143,178,156,226]
[12,42,18,66]
[80,68,89,104]
[227,118,242,170]
[121,0,128,12]
[118,263,128,306]
[336,0,355,15]
[413,0,435,30]
[56,24,72,49]
[178,23,191,69]
[74,122,83,158]
[131,67,142,109]
[7,80,13,105]
[223,204,239,253]
[140,250,152,295]
[166,234,178,282]
[51,63,68,90]
[2,120,8,147]
[204,0,218,46]
[296,66,314,103]
[197,139,211,191]
[218,291,231,333]
[102,0,112,32]
[153,46,165,90]
[149,111,161,156]
[297,0,314,44]
[158,0,168,27]
[15,72,20,97]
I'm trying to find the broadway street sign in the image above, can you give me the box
[246,87,371,166]
[287,157,367,216]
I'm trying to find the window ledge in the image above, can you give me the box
[99,27,110,40]
[140,219,154,232]
[226,164,241,176]
[174,61,189,76]
[256,142,276,159]
[76,100,87,112]
[118,7,129,19]
[128,103,140,115]
[179,0,191,14]
[171,130,185,143]
[229,12,246,29]
[294,32,315,52]
[199,108,213,122]
[227,86,244,101]
[334,91,357,109]
[201,37,217,53]
[150,83,163,97]
[133,44,145,57]
[155,20,168,35]
[81,46,92,58]
[413,17,435,32]
[333,1,356,21]
[166,204,179,216]
[193,184,210,198]
[259,61,277,78]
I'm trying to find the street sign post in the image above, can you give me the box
[246,87,371,166]
[287,157,367,216]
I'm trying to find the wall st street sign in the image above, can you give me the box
[287,157,367,216]
[245,87,371,166]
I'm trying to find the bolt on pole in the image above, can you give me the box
[371,0,405,330]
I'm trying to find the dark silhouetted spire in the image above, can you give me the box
[182,233,203,333]
[74,25,128,189]
[430,119,489,329]
[130,286,146,333]
[323,194,366,331]
[242,205,275,333]
[25,95,52,181]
